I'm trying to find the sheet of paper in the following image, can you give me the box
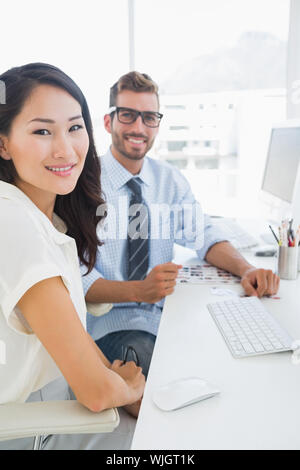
[177,264,240,284]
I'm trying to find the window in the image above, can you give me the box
[135,0,290,217]
[170,126,189,131]
[167,141,187,152]
[165,105,186,110]
[2,0,292,219]
[1,0,129,155]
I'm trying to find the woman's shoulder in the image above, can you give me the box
[0,197,35,226]
[0,197,45,244]
[0,197,68,287]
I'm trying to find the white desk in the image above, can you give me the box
[132,249,300,450]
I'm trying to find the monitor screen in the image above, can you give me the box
[262,126,300,203]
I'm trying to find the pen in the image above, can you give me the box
[281,221,288,247]
[288,218,293,235]
[278,226,283,246]
[295,226,300,247]
[269,224,279,244]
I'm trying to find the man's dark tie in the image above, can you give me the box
[126,178,150,281]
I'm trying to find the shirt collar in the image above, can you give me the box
[52,213,67,234]
[0,181,69,241]
[102,147,152,190]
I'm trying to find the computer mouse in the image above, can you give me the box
[152,377,220,411]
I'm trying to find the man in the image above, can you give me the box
[81,71,279,377]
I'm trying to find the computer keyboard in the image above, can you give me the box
[207,297,293,358]
[211,218,259,250]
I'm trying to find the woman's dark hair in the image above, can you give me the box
[0,62,105,274]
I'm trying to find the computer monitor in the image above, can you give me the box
[260,120,300,228]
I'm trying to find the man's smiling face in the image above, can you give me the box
[105,90,159,163]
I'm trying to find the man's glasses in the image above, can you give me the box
[108,106,163,128]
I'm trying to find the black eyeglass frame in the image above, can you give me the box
[108,106,163,128]
[121,345,140,367]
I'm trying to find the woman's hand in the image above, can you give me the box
[123,398,143,418]
[111,360,145,404]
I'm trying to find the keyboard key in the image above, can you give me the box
[252,343,265,353]
[242,342,255,353]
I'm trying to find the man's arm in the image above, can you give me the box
[205,240,253,277]
[85,262,181,304]
[205,241,280,297]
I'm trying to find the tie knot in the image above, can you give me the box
[127,178,142,200]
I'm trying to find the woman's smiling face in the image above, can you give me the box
[0,84,89,207]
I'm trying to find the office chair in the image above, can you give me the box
[0,400,120,450]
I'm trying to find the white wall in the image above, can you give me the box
[287,0,300,118]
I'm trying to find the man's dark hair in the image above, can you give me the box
[109,71,159,107]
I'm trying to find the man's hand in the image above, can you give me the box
[134,262,182,304]
[241,267,280,297]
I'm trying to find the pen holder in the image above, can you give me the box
[278,246,298,280]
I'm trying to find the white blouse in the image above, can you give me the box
[0,181,87,403]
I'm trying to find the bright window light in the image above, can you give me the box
[135,0,290,218]
[1,0,129,153]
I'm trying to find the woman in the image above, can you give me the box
[0,63,145,450]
